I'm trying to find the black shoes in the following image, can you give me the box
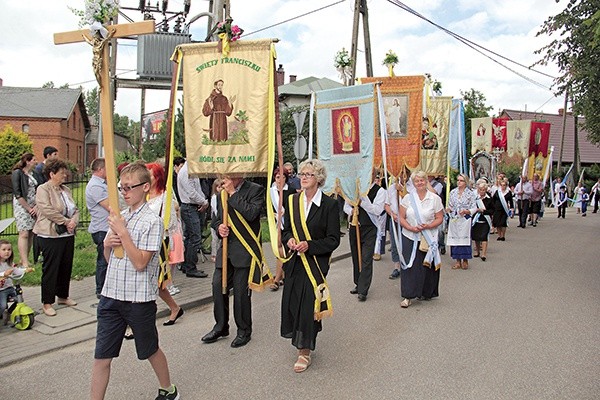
[357,294,367,302]
[163,307,184,326]
[231,334,251,348]
[185,269,208,278]
[350,287,358,294]
[201,329,229,343]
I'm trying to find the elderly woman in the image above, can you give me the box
[398,171,444,308]
[11,153,38,268]
[492,178,514,241]
[471,181,494,261]
[281,159,341,373]
[446,173,477,270]
[33,159,79,317]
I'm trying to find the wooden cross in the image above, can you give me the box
[54,20,155,257]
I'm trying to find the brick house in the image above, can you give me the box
[0,84,90,173]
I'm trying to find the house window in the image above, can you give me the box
[22,124,29,133]
[73,114,76,130]
[66,143,70,160]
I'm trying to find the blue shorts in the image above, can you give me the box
[94,297,159,360]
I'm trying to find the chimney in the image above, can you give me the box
[276,64,285,87]
[558,108,564,116]
[289,75,297,83]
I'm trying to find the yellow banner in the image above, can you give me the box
[361,76,424,176]
[471,117,493,154]
[419,96,452,175]
[179,39,274,177]
[506,119,531,158]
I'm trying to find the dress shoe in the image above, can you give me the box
[186,269,208,278]
[350,287,358,294]
[440,247,446,255]
[42,305,57,317]
[231,334,251,348]
[357,294,367,302]
[163,307,184,326]
[201,329,229,343]
[57,298,77,306]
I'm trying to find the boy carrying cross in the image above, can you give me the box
[90,162,179,400]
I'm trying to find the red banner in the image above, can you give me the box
[331,107,360,155]
[492,117,508,150]
[529,121,551,157]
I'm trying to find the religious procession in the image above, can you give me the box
[1,1,599,399]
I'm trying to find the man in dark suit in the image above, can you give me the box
[201,176,264,348]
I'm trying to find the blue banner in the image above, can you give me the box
[449,99,467,174]
[315,83,376,202]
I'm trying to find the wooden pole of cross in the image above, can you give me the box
[54,21,155,258]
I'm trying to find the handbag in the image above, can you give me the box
[418,233,429,252]
[168,230,185,264]
[55,224,68,235]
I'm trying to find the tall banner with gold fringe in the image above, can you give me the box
[178,39,275,177]
[361,76,424,176]
[419,96,452,175]
[471,117,493,154]
[315,83,377,202]
[506,119,531,157]
[527,121,551,179]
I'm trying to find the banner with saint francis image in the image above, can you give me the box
[314,83,377,202]
[526,121,551,179]
[419,96,452,175]
[361,76,425,176]
[177,39,275,177]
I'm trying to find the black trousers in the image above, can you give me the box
[38,236,75,305]
[517,199,530,227]
[349,223,377,296]
[211,262,252,337]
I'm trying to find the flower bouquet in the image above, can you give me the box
[382,50,399,77]
[216,18,244,57]
[69,0,120,38]
[334,48,353,86]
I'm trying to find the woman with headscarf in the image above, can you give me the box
[446,173,477,270]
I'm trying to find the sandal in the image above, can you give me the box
[452,263,461,269]
[294,354,311,373]
[473,253,480,258]
[462,261,469,270]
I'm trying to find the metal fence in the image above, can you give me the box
[0,179,91,236]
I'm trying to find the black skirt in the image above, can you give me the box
[400,235,440,300]
[280,257,324,350]
[471,220,490,242]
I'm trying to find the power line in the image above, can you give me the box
[244,0,347,37]
[386,0,555,90]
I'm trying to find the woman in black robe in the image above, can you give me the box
[280,159,340,373]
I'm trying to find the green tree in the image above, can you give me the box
[0,125,33,174]
[42,81,70,89]
[278,105,312,167]
[535,0,600,144]
[84,87,99,122]
[460,88,493,154]
[141,107,185,161]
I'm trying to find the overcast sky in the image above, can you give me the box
[0,0,567,121]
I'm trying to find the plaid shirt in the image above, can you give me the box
[101,203,163,302]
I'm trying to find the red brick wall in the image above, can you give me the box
[0,116,85,172]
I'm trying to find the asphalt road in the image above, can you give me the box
[1,210,598,399]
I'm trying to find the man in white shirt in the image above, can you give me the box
[514,175,533,228]
[177,161,209,278]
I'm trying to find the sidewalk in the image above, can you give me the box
[0,232,353,367]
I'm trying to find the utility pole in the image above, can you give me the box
[350,0,373,85]
[557,90,568,173]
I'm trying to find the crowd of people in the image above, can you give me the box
[4,146,599,399]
